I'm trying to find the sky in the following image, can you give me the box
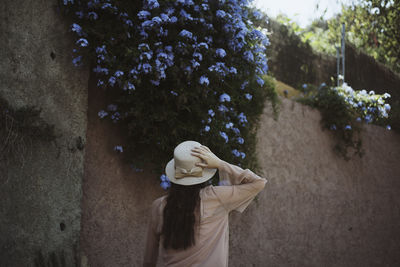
[251,0,354,28]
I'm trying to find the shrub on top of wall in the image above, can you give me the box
[60,0,278,188]
[295,81,391,161]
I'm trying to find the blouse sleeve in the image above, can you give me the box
[213,160,268,213]
[143,198,161,267]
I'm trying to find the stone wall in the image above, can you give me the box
[0,0,88,265]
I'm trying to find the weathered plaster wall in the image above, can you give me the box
[0,0,88,265]
[82,80,400,266]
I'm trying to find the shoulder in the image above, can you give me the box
[200,184,225,200]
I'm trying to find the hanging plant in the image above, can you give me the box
[60,0,278,187]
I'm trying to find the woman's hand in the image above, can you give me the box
[190,145,222,169]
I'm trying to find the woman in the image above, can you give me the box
[143,140,268,267]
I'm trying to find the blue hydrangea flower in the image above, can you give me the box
[150,79,160,86]
[76,38,89,47]
[253,10,262,20]
[108,76,116,86]
[218,104,229,112]
[114,145,123,152]
[72,56,82,66]
[225,122,233,129]
[141,63,152,73]
[144,0,160,9]
[170,90,178,96]
[232,127,240,135]
[237,137,244,144]
[111,112,120,122]
[101,3,112,9]
[302,84,307,89]
[216,10,226,18]
[245,93,252,100]
[198,42,209,50]
[114,70,124,77]
[160,174,170,182]
[240,81,248,90]
[365,114,372,123]
[219,131,229,143]
[201,3,209,10]
[344,125,352,130]
[386,125,391,130]
[383,93,391,98]
[180,9,194,20]
[240,152,246,159]
[124,82,135,91]
[88,11,98,20]
[219,93,231,102]
[125,19,133,27]
[356,117,362,122]
[179,29,193,39]
[152,16,162,24]
[98,110,108,118]
[243,50,254,62]
[384,103,391,111]
[238,112,248,124]
[232,149,240,157]
[96,45,107,54]
[208,109,215,117]
[216,48,226,58]
[71,23,83,36]
[199,75,209,85]
[256,76,264,86]
[160,174,171,189]
[193,52,203,61]
[204,125,210,132]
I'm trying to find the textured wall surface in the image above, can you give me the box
[82,86,400,266]
[0,0,88,265]
[230,98,400,267]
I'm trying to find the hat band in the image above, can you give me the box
[175,165,203,179]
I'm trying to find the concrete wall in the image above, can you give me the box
[0,0,88,265]
[82,80,400,266]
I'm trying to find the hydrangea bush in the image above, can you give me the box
[296,81,391,161]
[61,0,278,188]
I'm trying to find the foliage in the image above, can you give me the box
[276,0,400,74]
[60,0,278,188]
[328,0,400,73]
[295,81,391,161]
[0,96,57,166]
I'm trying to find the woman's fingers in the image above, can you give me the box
[195,162,207,168]
[190,151,204,159]
[201,145,211,152]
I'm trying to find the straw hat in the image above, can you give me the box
[165,140,217,185]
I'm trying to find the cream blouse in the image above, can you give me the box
[143,160,268,267]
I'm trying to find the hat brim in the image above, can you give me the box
[165,158,217,186]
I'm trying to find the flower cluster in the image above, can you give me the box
[62,0,272,188]
[331,82,391,130]
[160,174,171,190]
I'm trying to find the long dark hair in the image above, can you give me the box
[161,181,209,250]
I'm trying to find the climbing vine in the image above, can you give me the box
[60,0,278,187]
